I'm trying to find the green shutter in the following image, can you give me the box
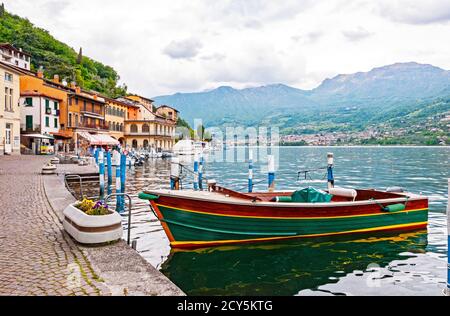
[26,115,33,130]
[45,116,49,127]
[45,99,50,108]
[54,118,58,128]
[25,98,33,106]
[54,101,58,110]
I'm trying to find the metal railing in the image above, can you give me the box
[64,174,84,199]
[105,193,133,246]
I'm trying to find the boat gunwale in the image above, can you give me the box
[143,189,427,208]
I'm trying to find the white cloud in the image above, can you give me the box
[163,38,203,60]
[342,27,373,41]
[3,0,450,96]
[375,0,450,24]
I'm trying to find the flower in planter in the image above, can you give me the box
[76,198,110,216]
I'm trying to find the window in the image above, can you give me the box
[54,101,58,111]
[4,88,7,110]
[75,98,79,105]
[83,100,86,111]
[45,116,50,127]
[54,118,58,128]
[9,89,12,111]
[130,124,138,133]
[142,124,150,133]
[45,99,50,109]
[68,113,72,127]
[4,72,13,82]
[25,97,33,107]
[26,115,33,130]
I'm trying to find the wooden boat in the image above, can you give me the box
[139,185,428,249]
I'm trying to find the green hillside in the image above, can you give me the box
[0,7,127,98]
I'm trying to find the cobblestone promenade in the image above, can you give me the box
[0,155,110,296]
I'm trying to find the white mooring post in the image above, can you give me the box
[170,157,180,190]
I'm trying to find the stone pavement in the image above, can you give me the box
[0,155,110,296]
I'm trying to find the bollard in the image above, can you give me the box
[198,153,204,191]
[170,157,180,190]
[327,153,335,190]
[132,240,137,250]
[248,149,253,193]
[268,155,275,192]
[98,150,105,198]
[119,154,127,212]
[193,153,199,191]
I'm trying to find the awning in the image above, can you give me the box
[78,132,119,146]
[22,134,54,140]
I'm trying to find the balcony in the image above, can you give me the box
[74,122,109,131]
[81,110,104,119]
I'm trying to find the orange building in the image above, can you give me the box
[20,71,73,149]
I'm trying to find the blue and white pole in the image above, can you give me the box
[198,152,204,191]
[193,153,199,191]
[248,149,253,193]
[115,163,121,213]
[106,150,112,186]
[268,155,275,192]
[446,178,450,296]
[98,150,105,198]
[327,152,335,190]
[94,146,99,165]
[119,153,127,212]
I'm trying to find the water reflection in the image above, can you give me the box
[161,231,428,296]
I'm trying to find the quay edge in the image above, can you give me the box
[43,162,185,296]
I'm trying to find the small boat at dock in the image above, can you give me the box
[139,185,428,249]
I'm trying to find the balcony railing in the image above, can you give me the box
[75,122,109,130]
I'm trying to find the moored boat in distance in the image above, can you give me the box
[139,185,428,249]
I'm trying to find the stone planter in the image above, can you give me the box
[63,203,123,244]
[50,157,60,164]
[42,164,57,175]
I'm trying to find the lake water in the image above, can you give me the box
[85,146,449,295]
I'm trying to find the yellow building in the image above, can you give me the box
[104,97,133,145]
[0,61,23,155]
[121,95,177,151]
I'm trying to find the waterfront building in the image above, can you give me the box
[0,61,22,155]
[20,71,72,151]
[19,90,62,154]
[119,95,177,151]
[104,97,131,145]
[0,43,31,71]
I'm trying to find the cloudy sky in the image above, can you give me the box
[4,0,450,96]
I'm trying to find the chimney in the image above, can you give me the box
[37,68,44,79]
[93,94,98,100]
[75,86,81,94]
[70,81,76,89]
[53,74,60,84]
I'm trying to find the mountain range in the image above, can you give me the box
[153,62,450,133]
